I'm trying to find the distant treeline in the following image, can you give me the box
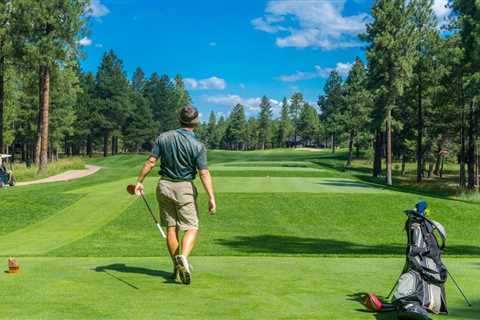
[0,0,479,191]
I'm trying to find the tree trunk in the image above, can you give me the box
[355,142,360,159]
[103,132,109,157]
[428,162,434,178]
[87,136,93,158]
[111,136,115,156]
[401,153,407,176]
[373,129,383,177]
[416,79,423,183]
[459,93,466,188]
[0,54,4,154]
[433,147,441,176]
[346,130,354,168]
[331,132,336,154]
[386,110,393,186]
[467,99,476,189]
[38,65,50,175]
[439,155,445,178]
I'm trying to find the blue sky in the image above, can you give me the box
[81,0,450,121]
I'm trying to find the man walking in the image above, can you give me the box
[134,105,216,285]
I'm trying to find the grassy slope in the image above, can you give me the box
[1,149,479,320]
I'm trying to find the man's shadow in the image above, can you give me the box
[94,263,177,289]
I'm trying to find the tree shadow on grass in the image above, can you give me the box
[316,180,382,189]
[216,235,480,256]
[94,263,176,288]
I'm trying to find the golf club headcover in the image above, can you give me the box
[415,201,428,216]
[362,293,383,312]
[8,257,19,273]
[126,184,136,195]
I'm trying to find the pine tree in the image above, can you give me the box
[95,50,131,157]
[224,104,247,150]
[342,57,371,167]
[452,0,480,190]
[12,0,88,173]
[298,103,319,146]
[362,0,417,185]
[289,92,304,147]
[318,71,344,154]
[247,117,259,150]
[258,95,272,149]
[206,111,217,148]
[277,97,293,147]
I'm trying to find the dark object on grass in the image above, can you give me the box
[8,257,19,273]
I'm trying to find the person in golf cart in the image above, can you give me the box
[134,105,216,285]
[0,155,16,187]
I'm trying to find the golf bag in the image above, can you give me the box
[391,204,448,319]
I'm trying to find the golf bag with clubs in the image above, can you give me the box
[362,201,449,320]
[391,202,448,319]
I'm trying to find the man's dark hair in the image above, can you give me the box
[179,105,200,128]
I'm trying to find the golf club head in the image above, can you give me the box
[126,184,136,195]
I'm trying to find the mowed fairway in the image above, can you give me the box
[1,149,479,319]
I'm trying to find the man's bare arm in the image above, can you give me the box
[199,169,216,214]
[135,156,157,194]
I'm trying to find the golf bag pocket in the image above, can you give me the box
[394,271,421,301]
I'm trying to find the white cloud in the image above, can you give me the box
[184,76,226,90]
[78,37,92,47]
[252,0,369,50]
[278,62,353,82]
[86,0,110,18]
[433,0,450,18]
[202,94,282,110]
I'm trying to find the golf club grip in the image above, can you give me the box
[156,223,167,238]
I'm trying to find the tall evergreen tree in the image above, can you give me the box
[206,111,217,148]
[258,95,272,149]
[289,92,304,147]
[277,97,293,147]
[12,0,88,173]
[224,104,247,150]
[362,0,417,185]
[298,103,319,146]
[452,0,480,189]
[95,50,131,157]
[318,71,344,154]
[342,57,371,167]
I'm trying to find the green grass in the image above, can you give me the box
[12,157,86,182]
[0,149,479,319]
[1,257,478,320]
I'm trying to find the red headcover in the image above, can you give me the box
[362,293,383,312]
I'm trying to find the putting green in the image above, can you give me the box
[202,177,388,193]
[1,257,478,320]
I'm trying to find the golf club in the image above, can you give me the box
[126,184,166,238]
[447,269,472,307]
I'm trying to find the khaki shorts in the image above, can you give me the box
[156,179,199,231]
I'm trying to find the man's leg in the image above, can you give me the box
[167,227,180,259]
[181,229,198,257]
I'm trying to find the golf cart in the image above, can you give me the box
[0,154,16,187]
